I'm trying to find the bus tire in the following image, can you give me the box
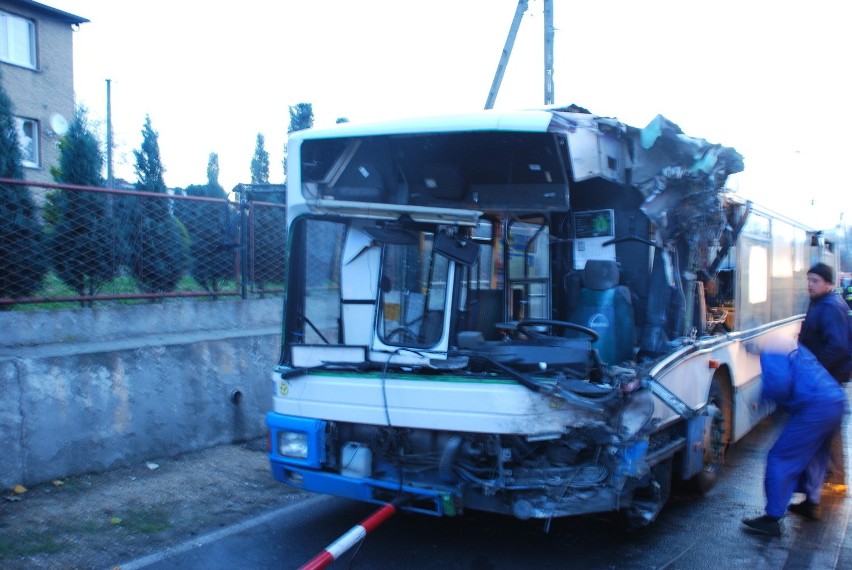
[691,373,733,494]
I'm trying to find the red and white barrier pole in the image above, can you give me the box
[298,501,398,570]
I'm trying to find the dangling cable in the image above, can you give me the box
[380,349,401,426]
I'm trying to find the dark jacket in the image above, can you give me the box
[798,291,852,383]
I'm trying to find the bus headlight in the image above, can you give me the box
[278,431,309,459]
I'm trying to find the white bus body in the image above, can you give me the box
[267,107,823,525]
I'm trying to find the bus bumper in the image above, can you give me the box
[267,412,457,517]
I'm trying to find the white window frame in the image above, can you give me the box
[0,10,36,69]
[14,117,39,168]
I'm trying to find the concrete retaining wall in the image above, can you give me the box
[0,299,283,489]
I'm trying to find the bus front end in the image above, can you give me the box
[268,108,752,525]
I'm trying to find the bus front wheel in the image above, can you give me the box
[692,374,733,494]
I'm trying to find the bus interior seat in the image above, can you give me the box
[569,260,636,364]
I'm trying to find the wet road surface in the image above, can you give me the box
[124,412,852,569]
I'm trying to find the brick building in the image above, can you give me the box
[0,0,87,185]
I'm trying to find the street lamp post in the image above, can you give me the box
[106,79,114,188]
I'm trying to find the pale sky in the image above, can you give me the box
[45,0,850,230]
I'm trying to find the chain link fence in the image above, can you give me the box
[0,179,287,309]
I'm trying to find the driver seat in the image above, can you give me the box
[569,260,636,364]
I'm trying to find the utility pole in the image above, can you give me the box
[106,79,114,188]
[484,0,555,109]
[543,0,554,105]
[485,0,528,110]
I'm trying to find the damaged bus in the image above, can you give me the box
[266,106,826,526]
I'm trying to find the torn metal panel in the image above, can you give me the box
[633,114,744,187]
[549,109,631,184]
[631,115,744,248]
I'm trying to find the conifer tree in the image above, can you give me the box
[250,133,269,184]
[288,103,314,134]
[283,102,314,180]
[49,106,118,303]
[0,81,22,180]
[0,73,47,301]
[174,152,234,293]
[127,115,188,294]
[206,152,222,192]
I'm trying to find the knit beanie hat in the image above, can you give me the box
[807,262,834,284]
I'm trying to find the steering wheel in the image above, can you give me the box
[386,327,419,343]
[516,319,599,342]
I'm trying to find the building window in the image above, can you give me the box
[14,117,39,167]
[0,10,36,69]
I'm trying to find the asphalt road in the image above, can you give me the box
[118,412,852,570]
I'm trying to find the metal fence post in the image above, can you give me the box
[240,187,249,299]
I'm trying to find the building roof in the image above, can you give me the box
[7,1,89,25]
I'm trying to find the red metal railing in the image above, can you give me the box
[0,178,286,307]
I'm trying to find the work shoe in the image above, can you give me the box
[823,482,848,496]
[788,500,821,521]
[742,515,782,537]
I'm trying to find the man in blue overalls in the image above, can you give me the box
[742,346,847,536]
